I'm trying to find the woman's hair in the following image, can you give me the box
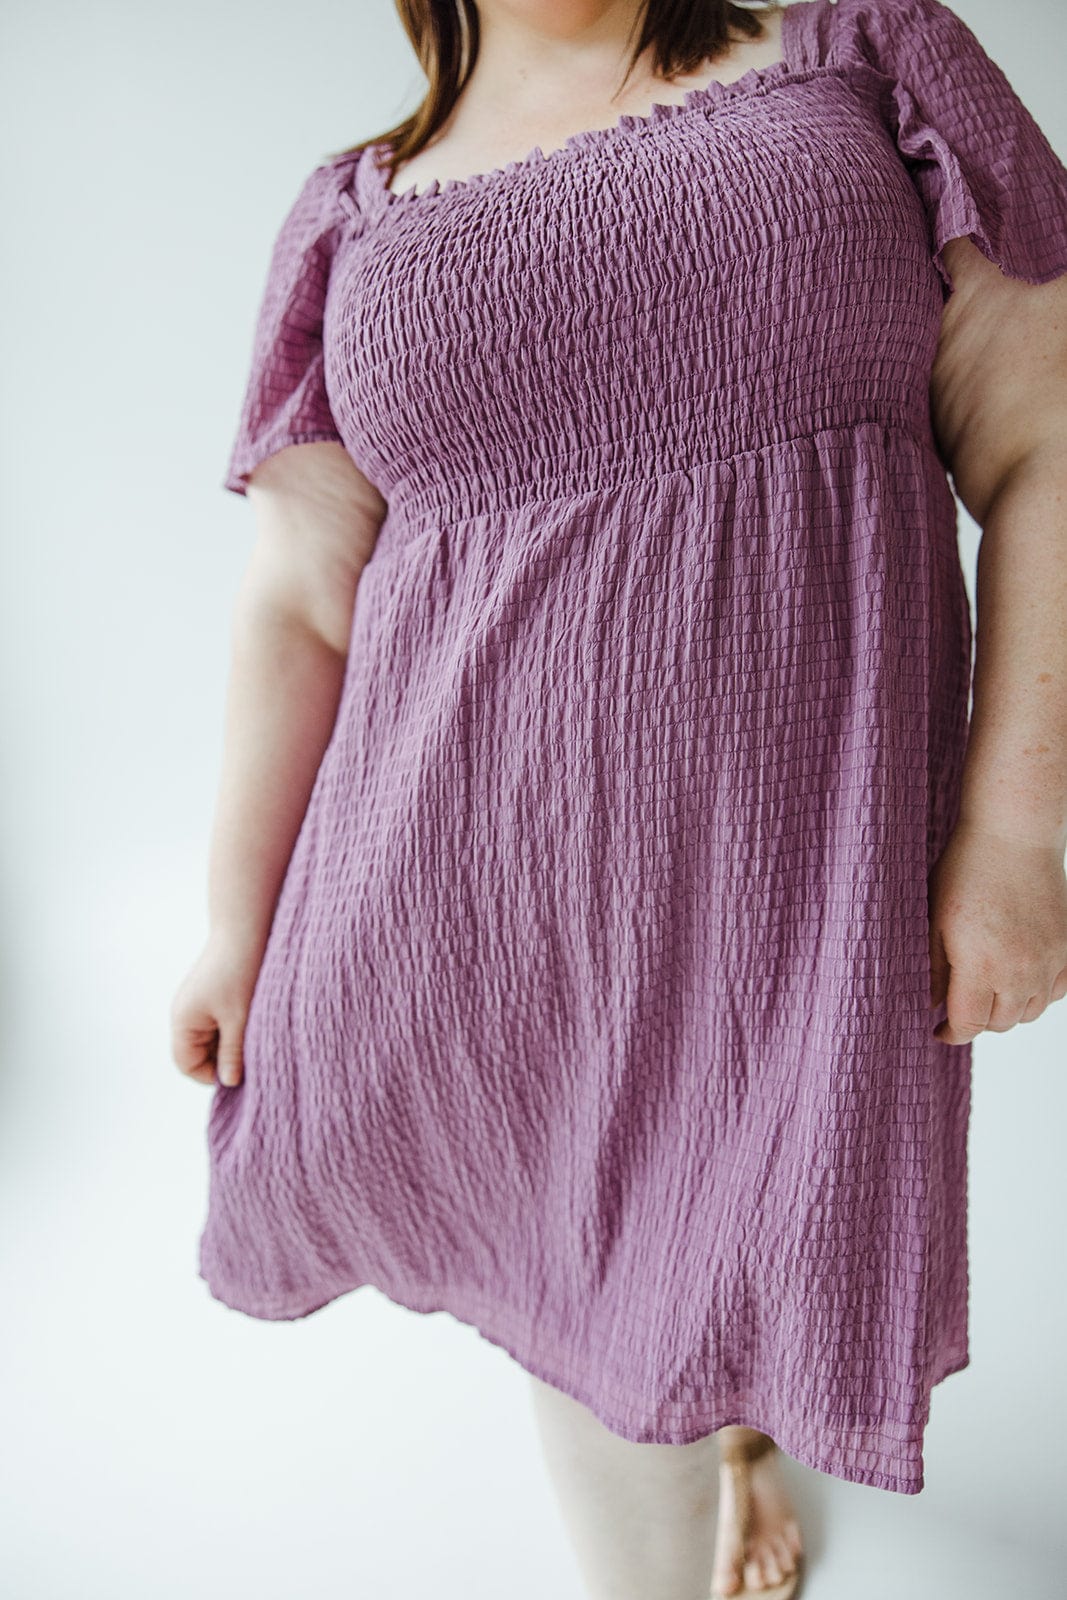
[328,1,783,186]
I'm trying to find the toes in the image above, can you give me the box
[713,1562,743,1596]
[758,1544,785,1586]
[744,1555,766,1590]
[783,1517,803,1556]
[742,1543,786,1591]
[769,1531,796,1574]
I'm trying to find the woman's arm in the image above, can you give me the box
[208,442,384,948]
[933,236,1067,850]
[925,234,1067,1042]
[957,449,1067,848]
[172,440,385,1087]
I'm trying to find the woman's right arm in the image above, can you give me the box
[170,440,386,1089]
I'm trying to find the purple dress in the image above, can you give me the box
[198,0,1067,1493]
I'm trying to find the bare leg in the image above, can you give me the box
[528,1373,719,1600]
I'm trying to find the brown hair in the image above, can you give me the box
[328,1,783,189]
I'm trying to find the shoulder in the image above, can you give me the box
[800,0,977,70]
[276,148,365,248]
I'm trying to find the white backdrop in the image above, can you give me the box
[1,3,1064,1596]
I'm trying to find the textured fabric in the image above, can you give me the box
[200,0,1067,1494]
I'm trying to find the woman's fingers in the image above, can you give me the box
[171,1012,222,1082]
[927,824,1067,1043]
[216,1019,245,1088]
[933,970,994,1044]
[928,923,951,1010]
[170,935,257,1088]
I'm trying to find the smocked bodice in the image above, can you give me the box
[320,55,945,536]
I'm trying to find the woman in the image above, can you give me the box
[172,1,1067,1595]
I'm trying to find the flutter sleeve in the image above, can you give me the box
[823,0,1067,294]
[222,160,347,496]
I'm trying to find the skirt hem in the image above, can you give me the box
[197,1263,970,1496]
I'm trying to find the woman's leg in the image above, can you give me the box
[713,1427,803,1596]
[528,1373,719,1600]
[528,1379,804,1600]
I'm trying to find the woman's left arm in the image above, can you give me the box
[926,233,1067,1044]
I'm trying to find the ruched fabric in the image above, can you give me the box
[807,0,1067,292]
[202,0,1067,1494]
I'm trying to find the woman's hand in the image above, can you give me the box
[170,928,266,1088]
[928,820,1067,1044]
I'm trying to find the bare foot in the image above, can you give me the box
[712,1432,803,1595]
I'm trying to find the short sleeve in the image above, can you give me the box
[222,161,347,496]
[813,0,1067,294]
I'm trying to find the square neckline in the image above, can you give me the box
[372,1,811,209]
